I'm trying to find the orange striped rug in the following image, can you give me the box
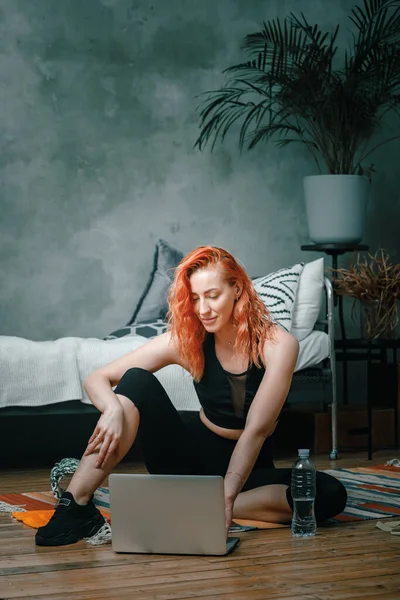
[1,464,399,529]
[324,463,400,522]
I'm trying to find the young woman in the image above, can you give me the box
[35,246,347,546]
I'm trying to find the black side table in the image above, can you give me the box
[335,338,399,460]
[301,243,369,404]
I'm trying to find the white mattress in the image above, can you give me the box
[0,330,329,411]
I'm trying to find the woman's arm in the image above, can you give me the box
[84,331,182,412]
[224,327,299,518]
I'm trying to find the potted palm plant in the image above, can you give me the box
[194,0,400,244]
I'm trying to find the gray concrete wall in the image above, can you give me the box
[1,0,399,343]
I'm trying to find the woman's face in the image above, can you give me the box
[189,265,240,333]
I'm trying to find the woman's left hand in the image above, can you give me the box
[224,472,242,537]
[225,497,234,538]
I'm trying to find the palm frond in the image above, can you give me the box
[349,0,400,33]
[194,87,249,150]
[348,0,400,74]
[238,98,273,149]
[246,122,305,148]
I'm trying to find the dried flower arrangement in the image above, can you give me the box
[330,249,400,339]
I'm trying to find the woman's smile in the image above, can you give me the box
[201,316,218,325]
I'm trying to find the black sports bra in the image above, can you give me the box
[193,334,265,429]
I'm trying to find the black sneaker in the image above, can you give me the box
[35,491,106,546]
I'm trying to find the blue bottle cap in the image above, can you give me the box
[298,448,310,457]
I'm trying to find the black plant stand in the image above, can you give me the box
[301,243,369,404]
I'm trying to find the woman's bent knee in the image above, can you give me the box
[315,472,347,522]
[114,367,159,403]
[116,393,139,417]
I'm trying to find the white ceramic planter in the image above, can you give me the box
[303,174,370,244]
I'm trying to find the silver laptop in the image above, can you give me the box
[109,474,240,556]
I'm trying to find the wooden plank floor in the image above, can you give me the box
[1,450,399,600]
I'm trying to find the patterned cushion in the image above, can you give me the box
[105,319,168,340]
[127,238,184,325]
[253,263,304,331]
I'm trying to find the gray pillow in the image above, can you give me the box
[126,238,184,325]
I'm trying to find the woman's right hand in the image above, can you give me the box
[85,403,124,469]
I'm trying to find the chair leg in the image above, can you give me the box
[329,352,338,460]
[325,276,338,460]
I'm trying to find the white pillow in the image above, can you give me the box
[253,263,304,331]
[291,258,324,341]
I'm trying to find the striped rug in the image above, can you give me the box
[325,463,400,522]
[1,464,399,528]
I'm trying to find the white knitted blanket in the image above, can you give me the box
[0,335,201,412]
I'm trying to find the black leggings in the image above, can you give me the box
[115,367,347,523]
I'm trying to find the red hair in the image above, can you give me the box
[167,246,275,381]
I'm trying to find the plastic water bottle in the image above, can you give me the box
[291,448,317,537]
